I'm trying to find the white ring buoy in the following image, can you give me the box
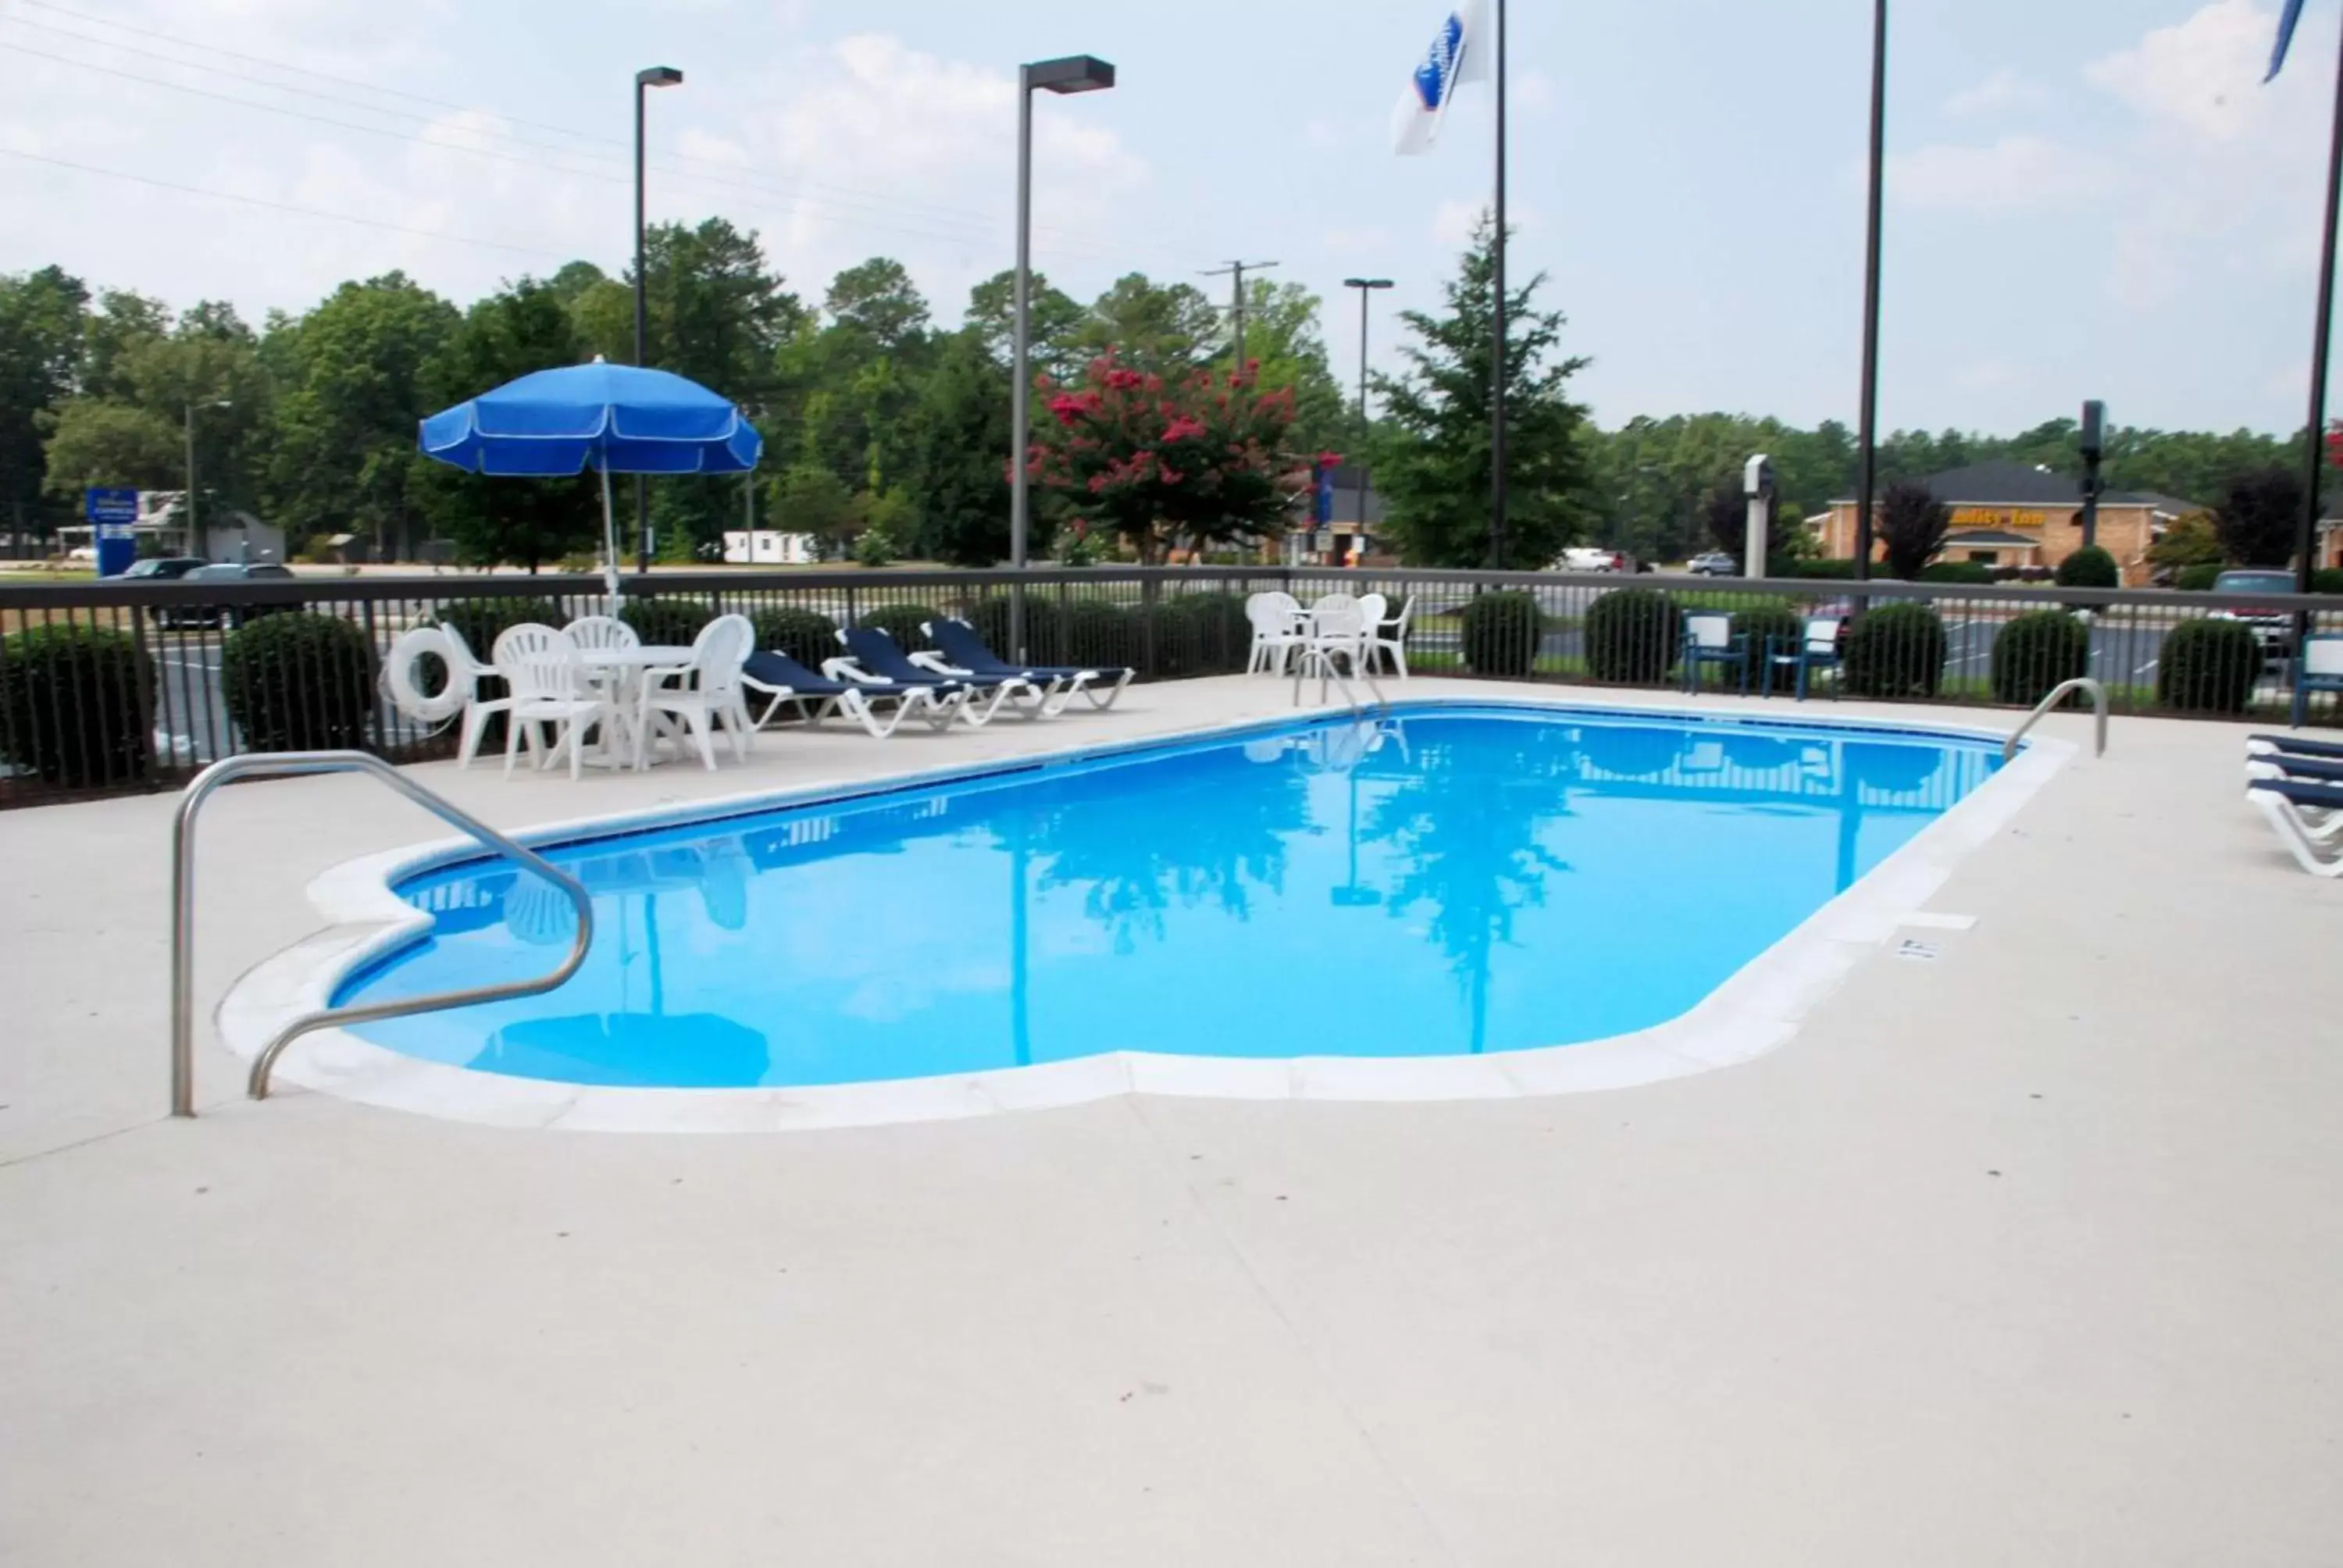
[384,625,470,725]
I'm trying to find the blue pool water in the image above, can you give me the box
[339,706,2000,1089]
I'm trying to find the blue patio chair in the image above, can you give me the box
[2290,633,2343,729]
[1764,615,1845,701]
[834,626,1038,727]
[921,616,1135,711]
[2248,732,2343,761]
[1680,611,1751,695]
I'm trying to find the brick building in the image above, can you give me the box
[1817,461,2206,586]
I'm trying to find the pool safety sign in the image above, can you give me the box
[85,487,138,577]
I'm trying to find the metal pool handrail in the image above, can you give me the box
[169,750,594,1116]
[2003,678,2108,763]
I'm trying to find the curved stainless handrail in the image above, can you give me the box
[2003,677,2108,763]
[169,750,594,1115]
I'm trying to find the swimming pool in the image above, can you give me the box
[326,704,2006,1102]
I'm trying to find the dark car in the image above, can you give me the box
[2208,569,2301,663]
[152,562,300,630]
[120,556,209,581]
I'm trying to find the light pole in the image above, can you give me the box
[1342,278,1393,565]
[1853,0,1887,586]
[633,64,683,579]
[183,398,230,559]
[1011,53,1115,657]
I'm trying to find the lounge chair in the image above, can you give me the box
[832,627,1036,727]
[740,648,964,739]
[2245,777,2343,876]
[2247,733,2343,761]
[921,616,1135,712]
[2245,758,2343,841]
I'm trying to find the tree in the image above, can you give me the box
[1374,212,1597,569]
[1074,273,1219,376]
[965,269,1086,383]
[259,272,458,558]
[630,218,802,394]
[1217,279,1346,454]
[904,327,1018,567]
[770,461,857,556]
[40,401,181,494]
[2214,466,2303,567]
[414,277,600,572]
[1029,352,1307,564]
[1877,480,1949,579]
[0,265,88,547]
[824,258,929,354]
[2146,512,2223,571]
[1705,479,1746,556]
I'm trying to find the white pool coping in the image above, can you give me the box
[215,697,2074,1131]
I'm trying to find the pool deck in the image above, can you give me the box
[3,675,2339,1565]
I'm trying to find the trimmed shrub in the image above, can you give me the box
[619,597,714,647]
[1174,591,1254,673]
[2056,545,2120,589]
[2175,563,2223,592]
[1460,590,1543,678]
[747,606,840,669]
[1918,560,1994,584]
[0,623,152,788]
[967,594,1065,663]
[2314,568,2343,595]
[1732,602,1806,693]
[431,596,561,662]
[1776,559,1860,580]
[1841,603,1947,698]
[1059,598,1136,672]
[1582,588,1678,683]
[1989,610,2090,707]
[222,611,376,752]
[853,601,940,653]
[2156,618,2261,714]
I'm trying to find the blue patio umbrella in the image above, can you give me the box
[418,357,761,597]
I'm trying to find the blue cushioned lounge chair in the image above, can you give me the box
[920,616,1135,713]
[740,648,965,738]
[833,627,1036,727]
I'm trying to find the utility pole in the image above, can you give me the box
[1343,278,1394,563]
[1200,259,1278,371]
[1853,0,1888,586]
[1490,0,1509,569]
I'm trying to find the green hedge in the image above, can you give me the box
[619,597,714,647]
[1990,610,2090,707]
[2175,563,2223,592]
[1173,591,1253,673]
[431,596,561,663]
[1918,561,1995,584]
[223,612,376,752]
[0,624,152,788]
[2316,568,2343,595]
[2156,618,2260,714]
[1842,603,1947,698]
[748,606,840,668]
[1583,588,1679,683]
[853,601,940,653]
[1059,598,1137,670]
[1774,559,1861,580]
[2056,545,2120,589]
[1460,590,1542,677]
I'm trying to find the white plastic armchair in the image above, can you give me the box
[563,614,639,654]
[437,622,513,771]
[1245,591,1307,675]
[1297,593,1368,683]
[634,613,755,771]
[490,623,606,780]
[1368,594,1415,679]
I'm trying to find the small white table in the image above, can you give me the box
[577,645,698,767]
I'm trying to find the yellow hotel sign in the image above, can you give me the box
[1949,507,2052,530]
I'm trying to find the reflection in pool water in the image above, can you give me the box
[343,707,1999,1089]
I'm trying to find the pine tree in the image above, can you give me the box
[1375,213,1596,569]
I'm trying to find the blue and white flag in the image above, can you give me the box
[2268,0,2307,82]
[1392,0,1492,155]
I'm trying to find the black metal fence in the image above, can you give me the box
[2,565,2338,809]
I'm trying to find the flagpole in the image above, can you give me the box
[1489,0,1509,568]
[2295,11,2343,593]
[1853,0,1887,586]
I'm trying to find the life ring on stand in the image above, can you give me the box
[383,625,470,725]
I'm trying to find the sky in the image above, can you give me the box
[0,0,2337,439]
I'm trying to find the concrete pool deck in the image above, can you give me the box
[2,676,2339,1564]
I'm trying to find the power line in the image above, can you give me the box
[0,145,566,258]
[2,1,1131,254]
[1200,259,1278,368]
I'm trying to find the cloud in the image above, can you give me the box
[1516,70,1556,114]
[1945,68,2046,118]
[1886,135,2115,213]
[2084,0,2276,141]
[1321,226,1393,255]
[1303,116,1346,150]
[1954,361,2019,392]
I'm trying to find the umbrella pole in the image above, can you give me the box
[599,463,621,609]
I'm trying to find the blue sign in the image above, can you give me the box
[84,487,139,577]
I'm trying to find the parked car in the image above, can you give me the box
[152,562,300,629]
[1688,551,1739,576]
[2207,568,2302,662]
[1560,547,1624,573]
[120,556,209,581]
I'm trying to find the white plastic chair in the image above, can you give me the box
[1367,594,1414,680]
[490,624,607,781]
[634,613,754,771]
[1245,592,1306,675]
[563,614,639,654]
[1297,593,1368,683]
[438,624,517,771]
